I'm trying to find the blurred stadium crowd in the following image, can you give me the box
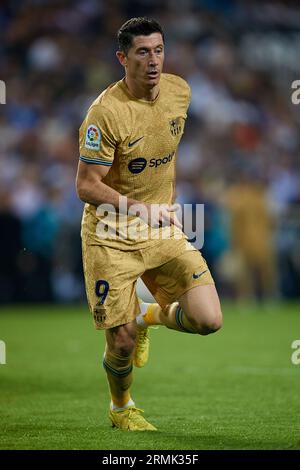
[0,0,300,303]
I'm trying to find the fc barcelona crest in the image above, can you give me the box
[169,117,182,136]
[93,305,107,325]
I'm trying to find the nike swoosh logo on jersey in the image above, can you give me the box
[193,270,208,279]
[128,136,144,147]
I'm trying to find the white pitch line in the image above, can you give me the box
[229,366,300,377]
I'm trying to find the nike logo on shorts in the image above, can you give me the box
[193,270,208,279]
[128,136,144,147]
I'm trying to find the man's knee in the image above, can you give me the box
[106,323,136,357]
[200,314,223,335]
[179,284,223,336]
[115,333,136,356]
[192,310,223,335]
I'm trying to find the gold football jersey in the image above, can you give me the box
[79,73,191,249]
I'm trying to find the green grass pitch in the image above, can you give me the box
[0,302,300,450]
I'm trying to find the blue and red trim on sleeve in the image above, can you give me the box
[79,156,113,166]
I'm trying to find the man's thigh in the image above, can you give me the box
[141,244,215,308]
[82,242,143,330]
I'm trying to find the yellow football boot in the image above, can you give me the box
[109,406,157,431]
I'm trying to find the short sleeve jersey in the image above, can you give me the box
[79,73,191,249]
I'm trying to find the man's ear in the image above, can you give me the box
[116,51,127,67]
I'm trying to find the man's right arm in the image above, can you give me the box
[76,161,182,229]
[76,160,138,210]
[77,104,138,211]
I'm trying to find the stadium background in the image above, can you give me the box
[1,0,300,451]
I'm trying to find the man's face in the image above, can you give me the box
[123,33,164,88]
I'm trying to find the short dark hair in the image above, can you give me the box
[118,17,164,55]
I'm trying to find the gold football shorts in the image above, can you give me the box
[82,237,214,329]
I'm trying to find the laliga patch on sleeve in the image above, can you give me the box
[85,124,101,150]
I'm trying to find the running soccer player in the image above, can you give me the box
[76,17,222,431]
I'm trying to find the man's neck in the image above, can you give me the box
[124,77,160,101]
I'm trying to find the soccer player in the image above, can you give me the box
[76,17,222,431]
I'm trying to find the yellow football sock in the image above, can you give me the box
[143,303,159,326]
[103,347,133,408]
[142,302,198,333]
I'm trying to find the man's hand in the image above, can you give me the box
[139,203,183,229]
